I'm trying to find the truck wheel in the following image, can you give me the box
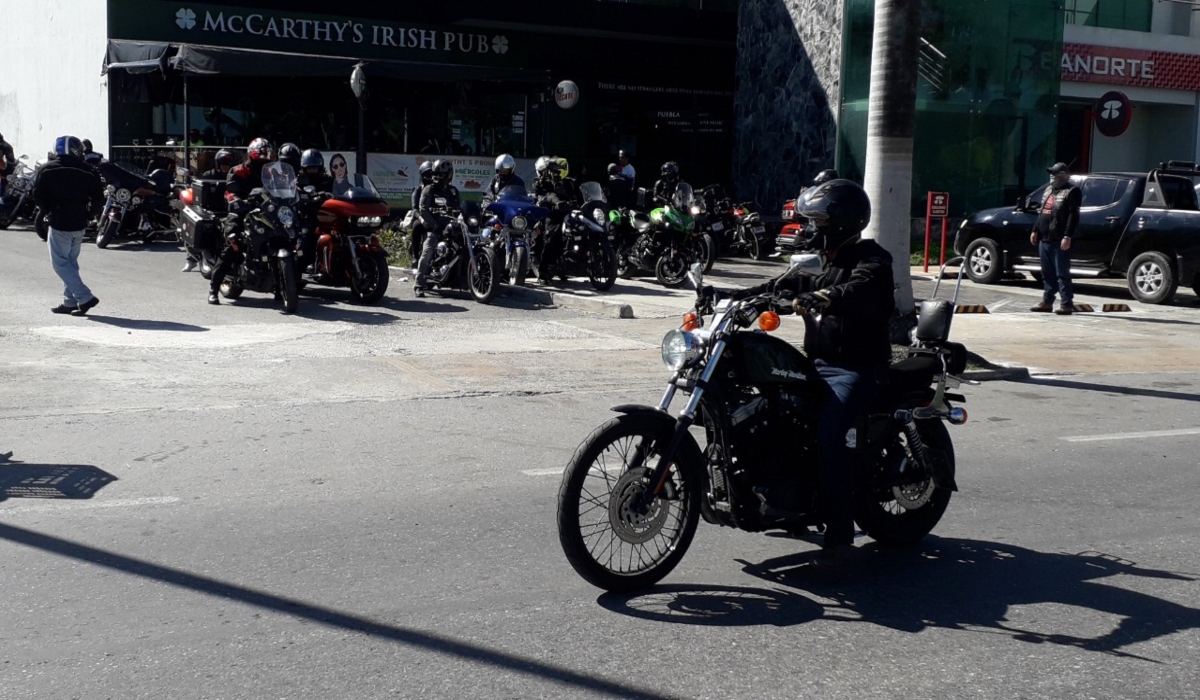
[964,238,1004,284]
[1128,251,1178,305]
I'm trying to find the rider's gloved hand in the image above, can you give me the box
[793,290,831,314]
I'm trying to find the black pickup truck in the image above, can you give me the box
[953,162,1200,304]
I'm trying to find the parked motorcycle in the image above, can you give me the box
[304,173,391,304]
[214,162,303,313]
[417,200,501,304]
[533,182,619,291]
[616,182,699,287]
[697,185,771,261]
[483,185,549,287]
[94,163,181,248]
[0,156,40,231]
[557,257,973,592]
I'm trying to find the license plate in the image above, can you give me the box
[710,222,724,232]
[751,226,765,234]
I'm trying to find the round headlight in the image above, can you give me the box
[116,189,131,203]
[690,205,702,216]
[593,208,607,225]
[511,215,528,230]
[661,330,702,371]
[277,206,294,227]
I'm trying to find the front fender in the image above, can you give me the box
[610,404,707,477]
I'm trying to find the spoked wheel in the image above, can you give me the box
[557,413,703,592]
[655,250,690,287]
[508,245,530,287]
[470,246,499,304]
[350,252,390,304]
[588,243,618,291]
[96,219,118,248]
[854,419,954,546]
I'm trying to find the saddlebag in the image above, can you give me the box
[180,204,217,249]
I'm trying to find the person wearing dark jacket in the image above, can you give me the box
[34,136,105,315]
[711,179,893,568]
[209,138,272,304]
[297,149,333,193]
[606,163,631,209]
[408,160,435,265]
[413,159,461,295]
[1029,162,1081,315]
[652,161,680,206]
[487,154,525,200]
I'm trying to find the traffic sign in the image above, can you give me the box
[929,191,949,218]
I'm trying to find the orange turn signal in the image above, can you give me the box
[682,312,700,332]
[179,188,195,206]
[758,311,780,332]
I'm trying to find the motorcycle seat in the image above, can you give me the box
[886,355,940,394]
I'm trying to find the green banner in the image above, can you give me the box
[109,1,527,67]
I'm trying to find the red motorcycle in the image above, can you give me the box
[305,174,392,304]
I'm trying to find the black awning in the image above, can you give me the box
[170,43,547,83]
[102,40,172,75]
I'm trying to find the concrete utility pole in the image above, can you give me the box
[861,0,921,319]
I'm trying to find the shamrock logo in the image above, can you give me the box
[176,8,197,29]
[492,36,509,55]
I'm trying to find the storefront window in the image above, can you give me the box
[839,0,1064,217]
[1064,0,1152,32]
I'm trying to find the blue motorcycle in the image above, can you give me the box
[483,185,549,287]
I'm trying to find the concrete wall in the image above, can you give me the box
[0,1,109,160]
[1090,103,1195,172]
[734,0,842,212]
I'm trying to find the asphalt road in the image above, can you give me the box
[2,227,1199,699]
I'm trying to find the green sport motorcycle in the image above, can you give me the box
[614,182,699,287]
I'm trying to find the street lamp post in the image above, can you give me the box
[350,63,368,175]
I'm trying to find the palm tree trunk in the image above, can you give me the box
[862,0,921,319]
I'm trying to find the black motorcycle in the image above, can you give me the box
[533,182,619,291]
[697,185,771,261]
[416,201,500,304]
[95,163,181,249]
[0,157,39,231]
[214,162,303,314]
[557,257,972,592]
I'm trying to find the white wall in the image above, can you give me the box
[0,0,109,160]
[1090,103,1195,172]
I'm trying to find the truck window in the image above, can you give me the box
[1080,178,1122,208]
[1157,176,1199,211]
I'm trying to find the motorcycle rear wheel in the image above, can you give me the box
[557,413,703,593]
[96,219,118,249]
[470,246,499,304]
[277,257,300,314]
[854,419,954,546]
[350,252,390,304]
[509,245,530,287]
[655,250,689,288]
[588,243,618,291]
[35,211,49,241]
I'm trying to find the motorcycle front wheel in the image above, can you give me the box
[96,219,118,249]
[0,208,13,230]
[654,249,690,288]
[277,257,300,314]
[700,233,717,274]
[588,243,619,291]
[35,210,49,241]
[854,419,954,546]
[469,246,499,304]
[508,245,530,287]
[350,252,390,304]
[557,413,703,593]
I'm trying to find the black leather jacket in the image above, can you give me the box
[1035,182,1081,242]
[33,155,104,231]
[488,173,525,198]
[418,181,461,230]
[730,237,895,369]
[653,178,679,205]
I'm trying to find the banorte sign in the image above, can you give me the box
[173,7,511,55]
[1061,42,1200,92]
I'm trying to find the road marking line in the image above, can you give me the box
[522,468,563,477]
[1060,428,1200,443]
[0,496,181,514]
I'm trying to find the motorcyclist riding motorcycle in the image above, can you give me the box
[487,154,525,200]
[706,179,895,567]
[209,138,273,303]
[413,159,461,295]
[81,139,104,167]
[278,143,302,174]
[182,149,238,273]
[653,161,681,206]
[606,163,632,209]
[532,156,581,282]
[298,149,333,193]
[408,160,435,263]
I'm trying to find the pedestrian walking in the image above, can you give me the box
[33,136,104,316]
[1030,162,1081,315]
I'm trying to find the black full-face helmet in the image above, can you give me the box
[432,159,454,183]
[278,143,302,171]
[418,160,434,184]
[813,168,839,185]
[300,149,324,170]
[797,179,871,251]
[660,161,679,179]
[215,149,236,168]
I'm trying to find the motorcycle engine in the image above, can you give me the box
[723,389,816,516]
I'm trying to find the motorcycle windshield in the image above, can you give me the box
[579,182,606,203]
[672,182,694,210]
[498,185,533,202]
[334,172,381,201]
[262,162,298,200]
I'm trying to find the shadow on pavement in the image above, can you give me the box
[86,315,208,332]
[0,453,118,502]
[1020,377,1200,403]
[600,538,1199,662]
[0,522,678,700]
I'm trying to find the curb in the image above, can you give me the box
[505,285,635,319]
[961,365,1030,382]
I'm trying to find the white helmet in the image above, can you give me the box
[495,153,516,175]
[535,155,554,175]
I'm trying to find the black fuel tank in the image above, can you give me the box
[725,332,815,385]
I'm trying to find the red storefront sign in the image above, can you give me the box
[1061,42,1200,92]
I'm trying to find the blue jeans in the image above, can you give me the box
[1038,240,1073,307]
[814,360,876,548]
[48,227,95,307]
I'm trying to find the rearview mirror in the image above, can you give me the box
[789,253,824,276]
[686,262,704,290]
[1015,196,1026,209]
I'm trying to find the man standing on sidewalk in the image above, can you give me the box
[1030,162,1081,316]
[33,136,103,316]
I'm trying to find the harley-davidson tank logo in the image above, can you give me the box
[770,367,806,380]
